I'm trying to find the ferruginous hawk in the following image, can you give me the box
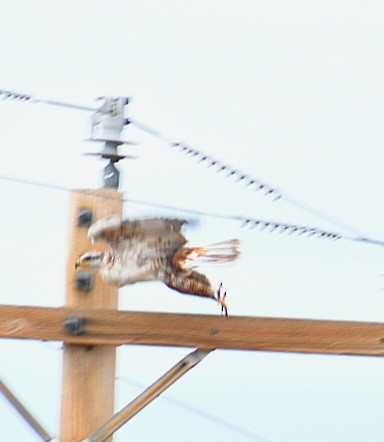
[75,216,240,315]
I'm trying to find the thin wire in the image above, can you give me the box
[117,376,272,442]
[35,99,95,112]
[0,174,70,193]
[281,194,367,239]
[0,88,96,112]
[132,119,282,200]
[0,88,379,239]
[0,89,281,199]
[131,119,373,238]
[0,172,383,248]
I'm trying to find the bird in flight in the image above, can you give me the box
[75,216,240,315]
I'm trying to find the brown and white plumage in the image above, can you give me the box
[75,215,240,315]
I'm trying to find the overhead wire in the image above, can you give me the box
[0,88,280,199]
[0,87,380,242]
[131,119,282,200]
[0,88,95,112]
[3,89,381,442]
[131,119,375,238]
[0,173,383,248]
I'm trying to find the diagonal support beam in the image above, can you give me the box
[82,348,212,442]
[0,378,53,441]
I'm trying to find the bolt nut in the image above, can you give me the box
[75,271,94,291]
[64,316,85,336]
[77,209,93,227]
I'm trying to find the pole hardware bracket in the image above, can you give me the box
[75,271,94,292]
[84,96,138,189]
[64,316,85,336]
[77,209,93,227]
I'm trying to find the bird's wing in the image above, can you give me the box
[88,215,188,254]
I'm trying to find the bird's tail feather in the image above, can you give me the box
[200,239,241,262]
[175,239,240,269]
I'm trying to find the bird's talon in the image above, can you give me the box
[216,284,228,316]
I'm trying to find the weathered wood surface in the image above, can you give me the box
[61,189,122,442]
[1,304,384,356]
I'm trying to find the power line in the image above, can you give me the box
[0,87,378,240]
[0,89,381,441]
[132,119,282,200]
[117,376,272,442]
[0,88,281,199]
[0,88,95,112]
[131,120,373,238]
[281,194,368,239]
[0,172,383,248]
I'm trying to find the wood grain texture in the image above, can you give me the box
[86,349,211,442]
[1,304,384,356]
[61,189,123,442]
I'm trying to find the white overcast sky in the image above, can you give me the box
[0,1,384,441]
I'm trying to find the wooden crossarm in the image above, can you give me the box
[1,304,384,356]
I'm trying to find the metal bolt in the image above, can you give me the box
[77,209,93,227]
[64,316,85,336]
[103,160,120,189]
[209,327,219,336]
[75,271,94,291]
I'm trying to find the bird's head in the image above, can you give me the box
[75,251,105,270]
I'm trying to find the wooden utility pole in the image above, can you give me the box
[60,189,123,442]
